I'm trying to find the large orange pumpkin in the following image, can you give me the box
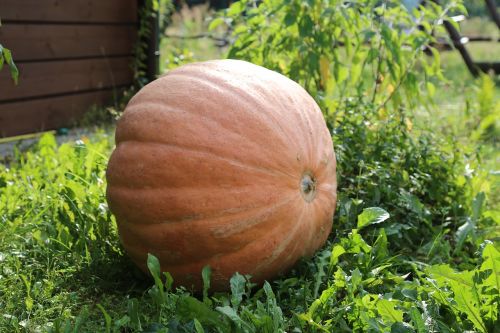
[106,59,337,291]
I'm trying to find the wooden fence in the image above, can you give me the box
[0,0,138,137]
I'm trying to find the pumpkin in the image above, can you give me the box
[106,59,337,291]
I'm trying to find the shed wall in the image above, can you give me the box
[0,0,137,137]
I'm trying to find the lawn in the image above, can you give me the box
[1,1,499,332]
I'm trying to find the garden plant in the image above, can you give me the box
[0,19,18,85]
[0,0,499,332]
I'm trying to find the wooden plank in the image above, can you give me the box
[0,0,137,23]
[0,25,136,61]
[0,57,133,101]
[0,90,118,137]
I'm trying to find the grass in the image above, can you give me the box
[1,3,499,333]
[0,132,498,331]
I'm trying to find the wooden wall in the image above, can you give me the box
[0,0,138,137]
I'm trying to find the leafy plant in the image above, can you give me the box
[214,0,465,115]
[424,242,500,332]
[0,132,497,332]
[0,19,19,85]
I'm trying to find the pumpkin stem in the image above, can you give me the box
[300,173,317,202]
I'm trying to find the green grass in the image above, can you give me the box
[1,4,499,333]
[0,130,498,332]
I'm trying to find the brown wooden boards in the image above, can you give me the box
[0,25,136,62]
[0,90,119,137]
[0,0,138,24]
[0,57,133,101]
[0,0,137,137]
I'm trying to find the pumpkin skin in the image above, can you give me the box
[106,59,337,291]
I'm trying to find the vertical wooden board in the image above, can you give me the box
[0,91,119,137]
[0,25,136,61]
[0,0,138,23]
[0,57,134,101]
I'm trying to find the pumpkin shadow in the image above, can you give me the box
[71,249,153,298]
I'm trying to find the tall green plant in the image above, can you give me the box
[213,0,464,118]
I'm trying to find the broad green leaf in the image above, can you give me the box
[377,299,403,323]
[409,307,426,333]
[208,17,225,31]
[351,268,363,290]
[3,48,18,84]
[391,322,413,333]
[401,289,418,301]
[330,244,346,267]
[163,272,173,291]
[227,1,245,16]
[230,272,246,308]
[216,306,241,323]
[334,267,346,288]
[481,243,500,293]
[348,230,372,253]
[193,319,205,333]
[147,253,161,280]
[453,286,486,332]
[147,254,165,304]
[357,207,390,229]
[178,296,227,330]
[427,264,474,288]
[427,265,486,332]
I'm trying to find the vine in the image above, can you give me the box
[134,0,174,87]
